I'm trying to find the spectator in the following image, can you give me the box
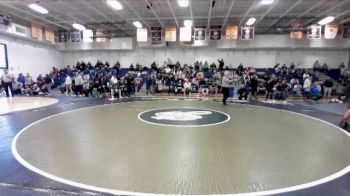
[313,60,321,70]
[1,69,14,97]
[250,74,259,99]
[74,72,83,96]
[65,74,73,95]
[218,59,224,70]
[44,74,52,95]
[303,76,312,98]
[36,74,45,88]
[323,78,334,101]
[25,73,34,86]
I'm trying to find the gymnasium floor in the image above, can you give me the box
[0,96,350,196]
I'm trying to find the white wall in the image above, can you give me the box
[63,44,349,69]
[0,34,63,77]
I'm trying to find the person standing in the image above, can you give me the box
[323,78,334,101]
[250,74,259,100]
[74,72,83,96]
[221,71,233,105]
[65,74,73,95]
[218,59,224,70]
[1,69,14,97]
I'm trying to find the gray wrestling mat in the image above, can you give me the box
[12,101,350,195]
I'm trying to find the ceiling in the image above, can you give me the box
[0,0,349,37]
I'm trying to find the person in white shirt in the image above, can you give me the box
[65,74,73,95]
[1,69,14,97]
[110,75,121,99]
[183,79,192,97]
[221,71,234,105]
[74,72,84,96]
[303,76,311,98]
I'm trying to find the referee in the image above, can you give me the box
[221,71,233,105]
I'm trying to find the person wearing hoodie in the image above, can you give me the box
[221,71,233,105]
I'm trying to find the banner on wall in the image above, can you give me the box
[70,31,81,42]
[165,27,176,42]
[290,20,303,39]
[137,28,148,42]
[12,23,27,37]
[180,27,192,42]
[210,25,221,40]
[290,31,303,39]
[83,29,93,43]
[225,24,238,40]
[324,24,338,39]
[342,24,350,38]
[59,31,68,42]
[44,27,55,44]
[31,23,43,40]
[307,25,321,39]
[151,27,162,42]
[96,28,107,42]
[194,26,206,40]
[241,26,254,40]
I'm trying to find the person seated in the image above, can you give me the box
[25,73,34,87]
[198,78,209,97]
[36,74,45,88]
[273,80,288,100]
[12,81,23,95]
[292,82,303,97]
[237,83,250,100]
[174,79,183,95]
[31,84,42,96]
[17,73,26,87]
[310,82,323,101]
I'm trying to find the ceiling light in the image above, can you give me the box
[133,21,143,28]
[106,0,123,10]
[28,4,48,14]
[246,18,256,26]
[260,0,275,5]
[72,23,86,31]
[184,20,192,27]
[178,0,189,7]
[318,16,335,25]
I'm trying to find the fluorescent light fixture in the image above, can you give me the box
[178,0,189,7]
[72,23,86,31]
[106,0,123,10]
[260,0,274,5]
[28,4,48,14]
[133,21,143,28]
[246,17,256,26]
[184,20,192,27]
[318,16,335,25]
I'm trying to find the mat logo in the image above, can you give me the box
[139,107,230,127]
[151,111,212,121]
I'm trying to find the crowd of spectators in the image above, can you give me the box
[0,59,346,102]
